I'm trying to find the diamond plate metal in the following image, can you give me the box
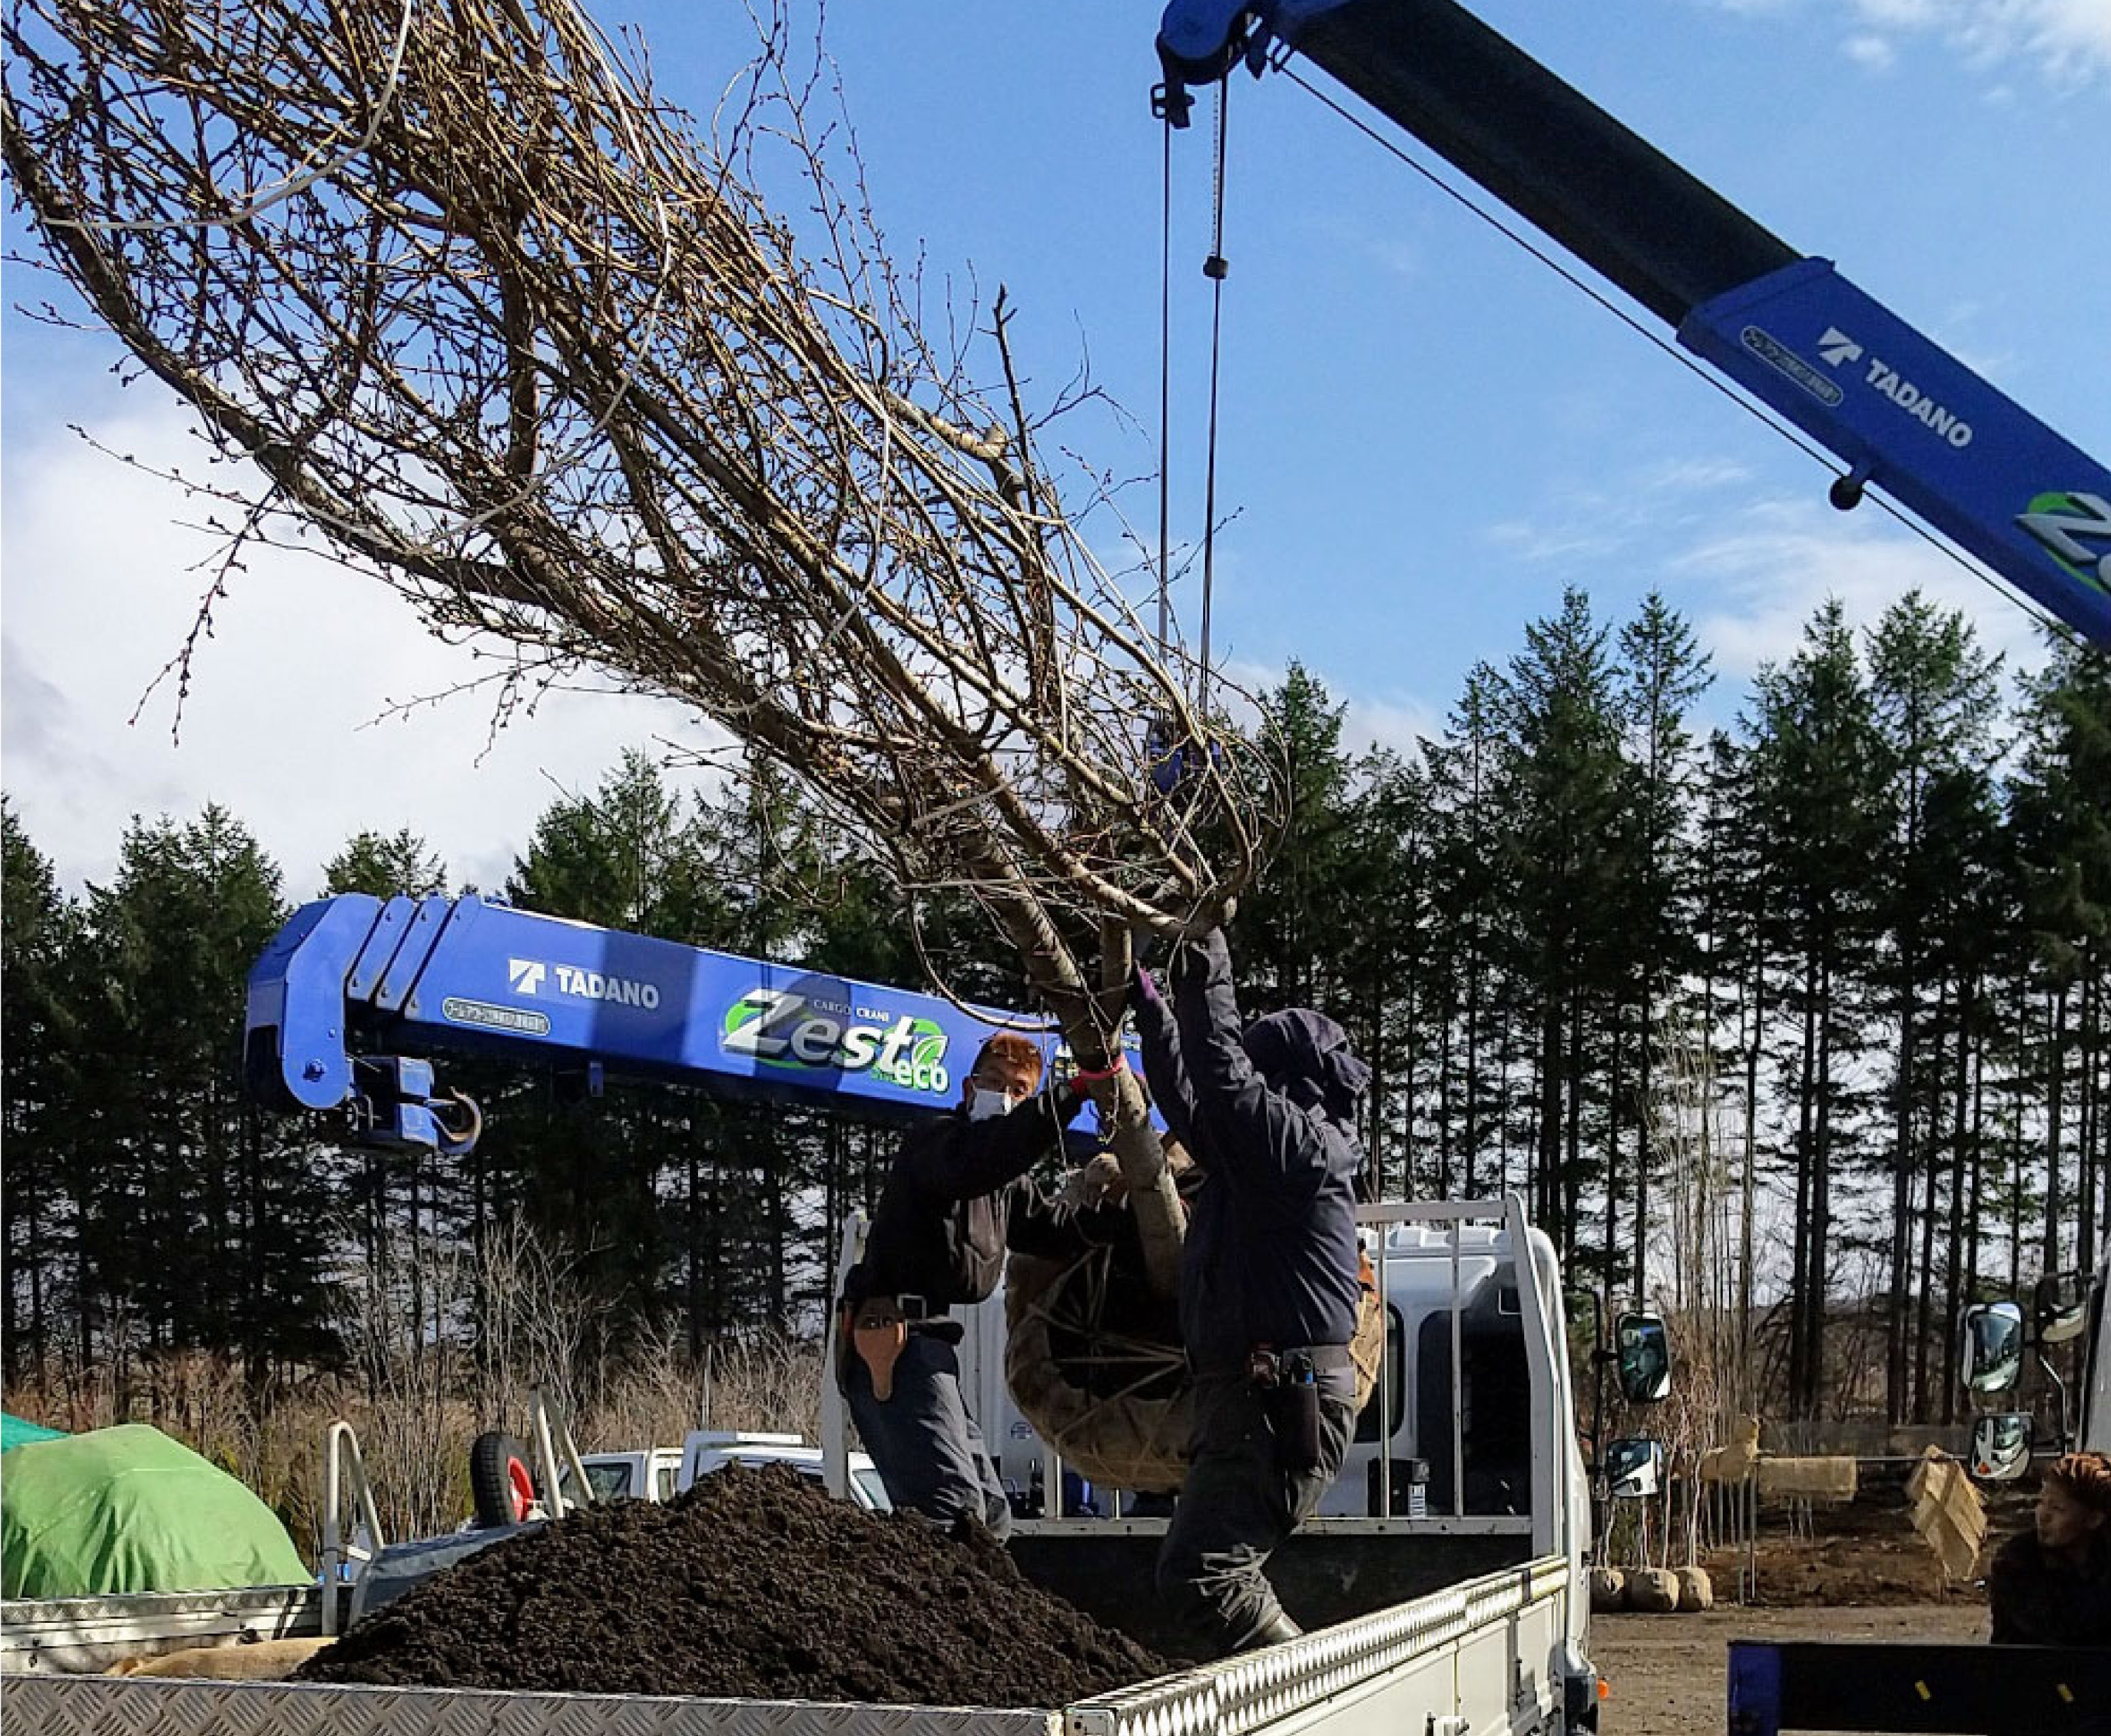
[1064,1555,1571,1736]
[0,1674,1070,1736]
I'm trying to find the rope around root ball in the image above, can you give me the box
[1004,1250,1387,1494]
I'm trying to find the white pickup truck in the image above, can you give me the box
[561,1431,893,1514]
[2,1195,1651,1736]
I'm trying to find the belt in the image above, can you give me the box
[1194,1343,1353,1378]
[840,1291,952,1323]
[1277,1343,1351,1370]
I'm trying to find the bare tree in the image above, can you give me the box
[473,1213,616,1430]
[3,0,1292,1289]
[336,1234,474,1541]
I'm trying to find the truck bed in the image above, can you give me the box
[0,1556,1576,1736]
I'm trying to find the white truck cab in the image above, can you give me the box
[562,1432,892,1511]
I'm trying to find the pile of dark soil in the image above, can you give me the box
[299,1463,1172,1706]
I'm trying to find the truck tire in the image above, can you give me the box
[469,1431,537,1529]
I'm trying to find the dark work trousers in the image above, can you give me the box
[1157,1372,1355,1655]
[844,1328,1013,1542]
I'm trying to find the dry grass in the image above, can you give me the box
[6,1220,826,1559]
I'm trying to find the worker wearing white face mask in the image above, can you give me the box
[839,1034,1084,1539]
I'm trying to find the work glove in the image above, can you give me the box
[1061,1152,1129,1211]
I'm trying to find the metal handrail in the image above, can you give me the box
[318,1421,384,1637]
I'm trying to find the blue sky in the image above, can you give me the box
[4,0,2107,895]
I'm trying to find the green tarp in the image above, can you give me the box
[0,1412,66,1454]
[1,1423,307,1599]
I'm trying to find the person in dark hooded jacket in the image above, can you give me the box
[1988,1449,2111,1646]
[1130,924,1367,1656]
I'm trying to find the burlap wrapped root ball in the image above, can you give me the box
[1627,1568,1681,1613]
[1588,1568,1628,1612]
[1675,1566,1714,1612]
[1005,1243,1386,1493]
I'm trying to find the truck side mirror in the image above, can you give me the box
[1615,1312,1672,1404]
[1959,1301,2026,1394]
[1605,1438,1665,1499]
[1970,1412,2034,1483]
[2035,1272,2092,1346]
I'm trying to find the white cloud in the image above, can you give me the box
[1,404,729,898]
[1946,0,2111,82]
[1344,692,1444,762]
[1694,0,2111,80]
[1667,493,2051,678]
[1304,212,1425,285]
[1216,655,1442,764]
[1484,455,1755,568]
[1846,32,1899,70]
[1857,0,1938,26]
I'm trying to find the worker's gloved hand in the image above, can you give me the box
[1061,1152,1128,1211]
[1132,965,1163,1012]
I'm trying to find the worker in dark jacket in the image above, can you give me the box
[1131,925,1367,1656]
[841,1032,1078,1541]
[1989,1450,2111,1646]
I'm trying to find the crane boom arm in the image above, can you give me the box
[1155,0,2111,647]
[244,893,1102,1150]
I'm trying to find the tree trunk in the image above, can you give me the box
[1789,952,1819,1414]
[1941,981,1971,1426]
[1804,946,1836,1419]
[1605,1012,1622,1290]
[1888,969,1916,1427]
[2047,985,2070,1271]
[1538,1000,1564,1245]
[1741,956,1762,1360]
[2081,961,2100,1267]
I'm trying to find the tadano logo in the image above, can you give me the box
[1818,327,1864,368]
[506,956,661,1010]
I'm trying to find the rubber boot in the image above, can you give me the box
[1250,1610,1303,1649]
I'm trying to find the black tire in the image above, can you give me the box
[469,1430,537,1529]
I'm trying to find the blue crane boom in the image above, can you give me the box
[245,893,1107,1152]
[1154,0,2111,648]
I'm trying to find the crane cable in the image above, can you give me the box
[1277,63,2086,654]
[1197,75,1233,716]
[1156,110,1174,663]
[1155,78,1237,716]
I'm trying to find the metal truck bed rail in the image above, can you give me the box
[0,1557,1573,1736]
[0,1585,321,1676]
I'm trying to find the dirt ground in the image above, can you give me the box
[300,1461,1168,1705]
[1596,1604,1987,1735]
[1691,1475,2032,1607]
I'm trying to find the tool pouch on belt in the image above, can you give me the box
[849,1299,908,1402]
[1262,1358,1326,1475]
